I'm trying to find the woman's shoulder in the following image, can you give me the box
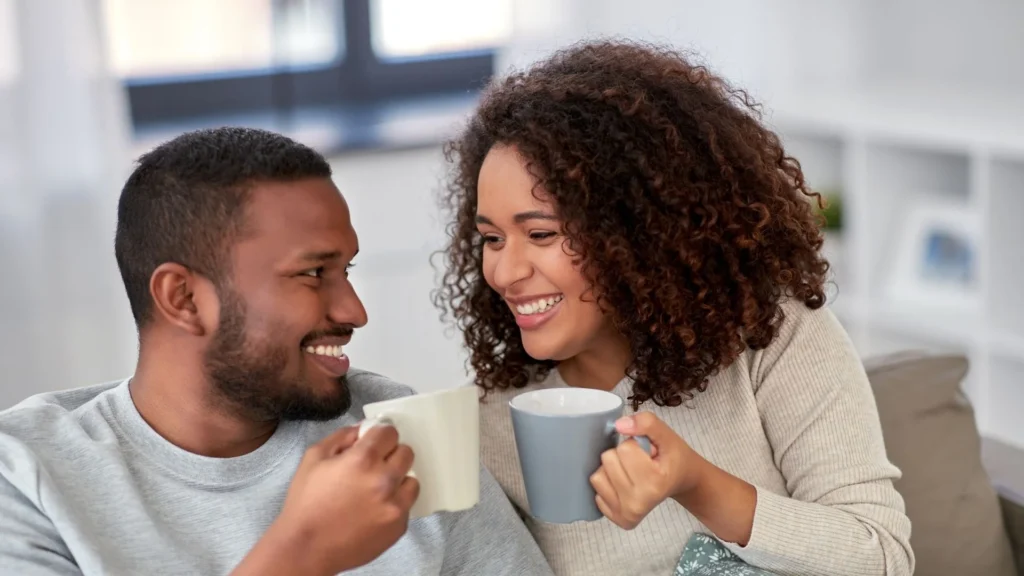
[761,297,849,355]
[746,297,861,389]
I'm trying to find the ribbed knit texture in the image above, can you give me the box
[479,300,914,576]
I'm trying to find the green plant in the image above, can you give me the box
[814,190,842,230]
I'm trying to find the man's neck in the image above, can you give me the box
[130,338,278,459]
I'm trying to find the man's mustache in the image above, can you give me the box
[300,327,355,347]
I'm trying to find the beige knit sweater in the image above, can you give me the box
[478,300,914,576]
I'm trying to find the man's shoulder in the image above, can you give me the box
[346,368,417,405]
[0,381,123,435]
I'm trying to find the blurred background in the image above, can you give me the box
[1,0,1023,449]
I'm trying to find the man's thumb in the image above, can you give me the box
[317,425,361,457]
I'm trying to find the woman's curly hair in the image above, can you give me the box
[433,39,830,409]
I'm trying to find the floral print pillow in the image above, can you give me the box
[675,533,780,576]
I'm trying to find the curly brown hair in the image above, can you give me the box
[433,39,830,409]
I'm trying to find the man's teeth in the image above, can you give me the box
[515,295,563,315]
[304,344,344,358]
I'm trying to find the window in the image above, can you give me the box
[103,0,340,79]
[103,0,504,129]
[370,0,512,59]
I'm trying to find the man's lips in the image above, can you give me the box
[302,331,353,378]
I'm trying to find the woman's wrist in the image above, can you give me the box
[671,451,713,503]
[671,456,757,547]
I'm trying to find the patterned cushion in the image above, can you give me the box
[675,534,780,576]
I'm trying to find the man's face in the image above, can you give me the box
[202,177,367,422]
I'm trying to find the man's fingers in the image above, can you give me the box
[355,423,401,461]
[394,476,421,511]
[384,444,415,478]
[314,425,361,458]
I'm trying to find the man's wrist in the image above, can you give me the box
[233,519,336,576]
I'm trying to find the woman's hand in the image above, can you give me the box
[589,412,704,530]
[589,412,757,546]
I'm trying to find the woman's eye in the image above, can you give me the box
[344,262,356,277]
[481,234,503,245]
[530,231,557,241]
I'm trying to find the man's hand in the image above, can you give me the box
[232,424,419,576]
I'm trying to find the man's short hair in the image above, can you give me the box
[114,126,333,328]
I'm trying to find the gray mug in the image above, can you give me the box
[509,387,651,524]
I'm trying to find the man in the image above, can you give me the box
[0,127,553,575]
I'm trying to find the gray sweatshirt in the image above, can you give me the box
[0,369,554,575]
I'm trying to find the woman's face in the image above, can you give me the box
[475,144,613,361]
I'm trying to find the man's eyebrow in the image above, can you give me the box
[295,250,343,264]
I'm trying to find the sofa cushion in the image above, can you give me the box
[865,351,1016,576]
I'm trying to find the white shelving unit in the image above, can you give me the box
[766,86,1024,448]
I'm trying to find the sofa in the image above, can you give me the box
[865,352,1024,576]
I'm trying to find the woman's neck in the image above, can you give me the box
[557,331,632,392]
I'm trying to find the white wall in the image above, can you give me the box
[501,0,1024,106]
[499,0,872,101]
[0,0,136,411]
[861,0,1024,92]
[330,147,470,393]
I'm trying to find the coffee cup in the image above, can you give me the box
[358,385,480,519]
[509,387,650,524]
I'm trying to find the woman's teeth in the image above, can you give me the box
[305,344,344,358]
[515,295,563,315]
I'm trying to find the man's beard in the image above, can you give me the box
[202,287,351,422]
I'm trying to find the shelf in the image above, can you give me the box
[768,85,1024,158]
[777,131,844,193]
[989,332,1024,363]
[866,299,981,349]
[834,296,980,349]
[864,144,971,200]
[987,157,1024,338]
[986,356,1024,448]
[757,82,1024,449]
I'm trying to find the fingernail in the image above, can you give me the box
[616,416,634,430]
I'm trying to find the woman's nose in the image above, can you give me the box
[491,242,533,289]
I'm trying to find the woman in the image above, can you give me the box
[434,40,913,576]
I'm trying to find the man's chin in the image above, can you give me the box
[277,377,351,422]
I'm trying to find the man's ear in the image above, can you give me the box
[149,263,218,337]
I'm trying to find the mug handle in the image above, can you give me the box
[358,415,417,478]
[622,434,652,455]
[608,420,653,455]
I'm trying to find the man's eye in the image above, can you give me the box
[302,267,324,279]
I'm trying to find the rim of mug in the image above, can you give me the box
[508,387,623,418]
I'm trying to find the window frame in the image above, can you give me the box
[124,0,496,127]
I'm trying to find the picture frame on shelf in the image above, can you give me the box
[885,199,981,313]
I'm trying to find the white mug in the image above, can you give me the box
[357,385,480,519]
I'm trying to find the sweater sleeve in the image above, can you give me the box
[723,302,914,576]
[0,474,82,576]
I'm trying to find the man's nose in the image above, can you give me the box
[491,240,532,289]
[326,282,368,328]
